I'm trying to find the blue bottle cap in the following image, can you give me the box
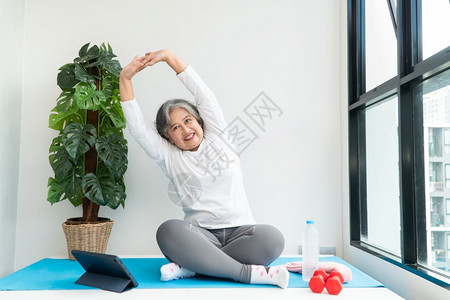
[306,220,314,224]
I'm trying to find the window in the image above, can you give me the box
[364,96,401,255]
[348,0,450,286]
[447,164,450,189]
[447,199,450,215]
[365,0,397,91]
[418,69,450,272]
[422,0,450,60]
[428,128,443,158]
[444,129,450,155]
[447,234,450,264]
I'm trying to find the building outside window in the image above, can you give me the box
[421,72,450,272]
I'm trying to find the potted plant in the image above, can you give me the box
[47,42,127,260]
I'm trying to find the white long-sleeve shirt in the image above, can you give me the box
[121,65,255,229]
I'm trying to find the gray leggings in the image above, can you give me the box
[156,219,285,283]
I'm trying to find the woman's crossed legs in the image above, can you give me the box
[156,219,288,288]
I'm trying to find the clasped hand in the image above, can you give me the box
[120,50,167,80]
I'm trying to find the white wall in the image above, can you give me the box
[339,1,450,299]
[13,0,342,270]
[0,0,25,278]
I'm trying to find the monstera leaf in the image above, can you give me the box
[100,56,121,77]
[84,44,121,77]
[74,64,96,84]
[62,123,97,160]
[54,89,75,113]
[47,177,65,205]
[82,168,125,209]
[74,43,100,64]
[49,106,82,131]
[62,164,84,198]
[49,136,75,180]
[74,82,106,110]
[96,134,128,179]
[57,64,78,89]
[101,75,117,99]
[100,103,126,129]
[47,177,83,207]
[49,134,83,197]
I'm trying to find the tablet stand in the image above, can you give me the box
[71,250,138,293]
[75,271,134,293]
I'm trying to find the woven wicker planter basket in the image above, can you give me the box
[62,218,114,260]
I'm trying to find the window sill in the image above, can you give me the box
[351,241,450,290]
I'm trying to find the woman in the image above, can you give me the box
[119,49,289,288]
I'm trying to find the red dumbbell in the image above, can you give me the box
[325,270,344,295]
[308,269,328,293]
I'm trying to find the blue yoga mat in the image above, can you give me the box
[0,256,383,290]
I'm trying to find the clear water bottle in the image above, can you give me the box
[302,220,319,281]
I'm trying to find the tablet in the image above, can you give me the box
[72,250,138,293]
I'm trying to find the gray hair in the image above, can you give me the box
[155,99,204,141]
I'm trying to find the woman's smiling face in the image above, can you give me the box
[166,106,204,151]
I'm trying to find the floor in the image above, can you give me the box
[2,287,404,300]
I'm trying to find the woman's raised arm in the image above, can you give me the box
[120,55,147,101]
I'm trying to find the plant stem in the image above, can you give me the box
[83,109,100,222]
[81,66,101,222]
